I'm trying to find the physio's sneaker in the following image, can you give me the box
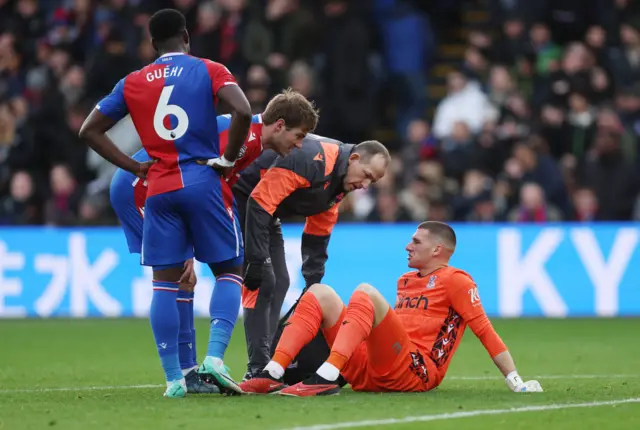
[242,364,258,382]
[185,369,221,394]
[278,374,340,397]
[163,379,187,398]
[238,370,286,394]
[198,357,242,395]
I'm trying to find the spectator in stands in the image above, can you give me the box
[511,142,570,215]
[529,22,562,77]
[566,91,597,159]
[507,182,563,222]
[578,128,639,220]
[244,64,271,114]
[189,1,222,63]
[608,20,640,87]
[451,169,494,221]
[433,70,497,139]
[398,176,429,221]
[0,170,40,225]
[288,60,317,104]
[375,0,434,137]
[0,0,639,226]
[614,86,640,164]
[367,190,412,223]
[572,187,599,221]
[45,164,82,226]
[493,14,529,66]
[314,0,376,143]
[84,29,138,104]
[440,121,481,182]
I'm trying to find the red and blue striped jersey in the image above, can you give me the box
[96,53,237,197]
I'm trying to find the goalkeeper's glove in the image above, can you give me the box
[505,371,543,393]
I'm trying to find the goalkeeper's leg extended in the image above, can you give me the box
[239,283,351,394]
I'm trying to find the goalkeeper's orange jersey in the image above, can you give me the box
[394,266,507,383]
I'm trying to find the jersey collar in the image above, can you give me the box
[159,52,186,58]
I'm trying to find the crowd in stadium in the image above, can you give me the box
[0,0,639,226]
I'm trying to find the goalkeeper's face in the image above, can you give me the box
[406,229,443,269]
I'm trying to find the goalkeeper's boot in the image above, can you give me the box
[238,370,286,394]
[198,356,242,395]
[184,369,220,394]
[163,379,187,398]
[278,374,340,397]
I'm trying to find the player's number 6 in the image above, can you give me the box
[153,85,189,141]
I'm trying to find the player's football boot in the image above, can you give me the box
[198,357,243,395]
[238,370,286,394]
[184,369,221,394]
[278,374,340,397]
[163,380,187,398]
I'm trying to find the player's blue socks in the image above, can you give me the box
[177,290,197,371]
[206,273,242,359]
[189,291,197,365]
[150,281,183,383]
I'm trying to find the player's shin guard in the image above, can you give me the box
[177,290,197,370]
[206,273,242,359]
[189,291,197,365]
[271,292,323,371]
[150,281,183,383]
[326,291,375,371]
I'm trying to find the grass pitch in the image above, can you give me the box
[1,318,639,430]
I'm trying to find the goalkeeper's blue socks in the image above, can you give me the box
[177,290,197,373]
[189,291,197,365]
[150,281,184,384]
[206,273,242,360]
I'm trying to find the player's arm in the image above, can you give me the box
[244,155,311,290]
[447,273,543,393]
[300,204,339,288]
[79,78,150,177]
[206,61,252,165]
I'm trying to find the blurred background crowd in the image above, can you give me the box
[1,0,640,226]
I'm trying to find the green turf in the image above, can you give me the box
[1,318,639,430]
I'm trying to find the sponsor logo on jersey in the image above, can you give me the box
[395,294,429,310]
[469,287,481,305]
[237,145,247,160]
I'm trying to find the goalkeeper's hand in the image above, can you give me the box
[505,371,543,393]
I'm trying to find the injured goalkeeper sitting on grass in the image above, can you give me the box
[238,221,544,396]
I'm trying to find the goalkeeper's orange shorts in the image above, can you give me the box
[321,307,440,392]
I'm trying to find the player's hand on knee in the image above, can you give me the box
[179,259,197,291]
[505,372,543,393]
[135,160,157,179]
[197,156,235,178]
[244,258,275,291]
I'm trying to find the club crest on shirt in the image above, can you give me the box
[426,275,437,289]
